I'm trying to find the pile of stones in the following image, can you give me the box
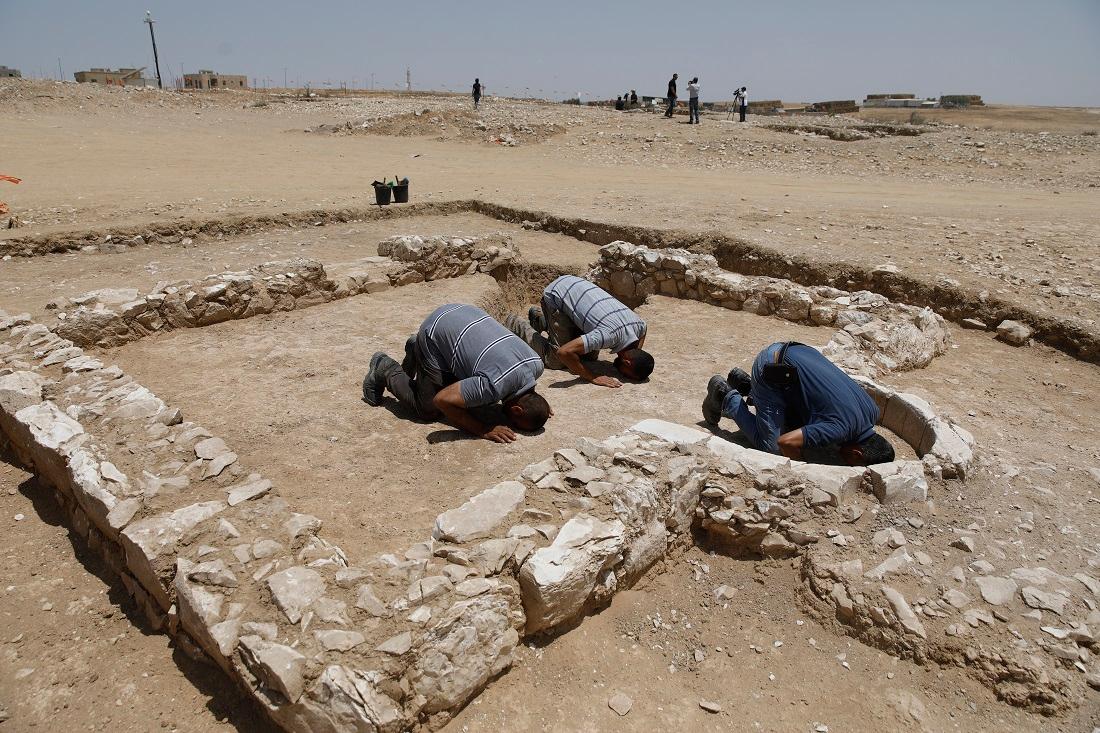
[43,234,519,349]
[591,241,950,376]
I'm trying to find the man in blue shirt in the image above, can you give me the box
[702,342,894,465]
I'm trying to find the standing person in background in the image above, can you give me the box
[665,73,678,117]
[739,86,748,122]
[687,77,701,123]
[472,78,482,109]
[629,89,638,106]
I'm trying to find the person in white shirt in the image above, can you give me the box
[687,77,701,124]
[739,86,748,122]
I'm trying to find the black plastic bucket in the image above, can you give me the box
[373,184,392,206]
[392,183,409,204]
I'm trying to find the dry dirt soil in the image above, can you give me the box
[1,80,1099,732]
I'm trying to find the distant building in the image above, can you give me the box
[183,70,248,90]
[74,67,154,87]
[0,66,21,78]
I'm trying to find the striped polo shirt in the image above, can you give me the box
[542,275,647,354]
[417,304,543,407]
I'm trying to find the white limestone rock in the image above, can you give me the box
[995,320,1032,346]
[226,476,273,506]
[408,575,454,604]
[375,631,413,656]
[433,481,526,543]
[194,436,230,460]
[974,576,1017,606]
[869,461,928,504]
[120,500,226,610]
[188,559,239,588]
[238,635,307,703]
[313,629,366,652]
[881,585,926,639]
[355,584,389,617]
[0,371,47,414]
[518,514,626,633]
[470,537,520,575]
[1021,586,1068,615]
[296,665,406,733]
[266,566,326,624]
[706,436,790,475]
[791,463,865,505]
[629,419,710,446]
[407,592,521,714]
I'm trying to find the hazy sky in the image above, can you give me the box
[4,0,1099,105]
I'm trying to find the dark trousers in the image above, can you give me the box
[666,96,676,117]
[506,303,594,370]
[739,104,746,122]
[689,98,700,123]
[384,336,443,419]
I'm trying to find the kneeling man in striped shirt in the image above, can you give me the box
[506,275,655,389]
[362,303,552,443]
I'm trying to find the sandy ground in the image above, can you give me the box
[2,81,1099,732]
[2,83,1096,332]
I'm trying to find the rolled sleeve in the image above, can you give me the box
[581,329,609,354]
[458,376,499,408]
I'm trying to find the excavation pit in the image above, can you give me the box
[8,214,1096,731]
[95,274,894,558]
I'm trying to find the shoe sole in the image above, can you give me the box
[702,375,728,426]
[702,399,720,426]
[362,353,387,406]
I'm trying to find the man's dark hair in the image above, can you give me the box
[615,348,655,380]
[861,432,895,465]
[505,391,551,431]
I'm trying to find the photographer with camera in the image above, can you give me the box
[687,77,701,123]
[701,342,895,466]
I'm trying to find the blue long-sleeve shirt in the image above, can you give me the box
[721,343,879,454]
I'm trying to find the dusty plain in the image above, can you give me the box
[1,79,1098,732]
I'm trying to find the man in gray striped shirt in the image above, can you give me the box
[507,275,654,388]
[362,304,551,443]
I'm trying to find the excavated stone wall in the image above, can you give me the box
[5,200,1097,362]
[590,241,951,377]
[2,225,1094,727]
[2,299,1089,722]
[42,234,518,349]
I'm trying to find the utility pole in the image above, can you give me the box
[143,11,163,89]
[57,57,63,81]
[406,67,411,92]
[283,67,287,89]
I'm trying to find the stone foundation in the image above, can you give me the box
[591,241,950,377]
[44,234,519,349]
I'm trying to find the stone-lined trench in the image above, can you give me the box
[0,220,1095,731]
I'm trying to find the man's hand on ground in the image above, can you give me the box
[592,375,622,388]
[482,425,517,443]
